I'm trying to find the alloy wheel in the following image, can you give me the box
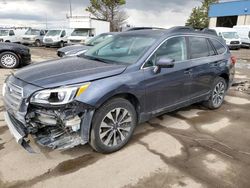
[99,108,132,147]
[1,54,17,68]
[212,81,226,107]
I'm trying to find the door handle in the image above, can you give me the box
[184,69,193,75]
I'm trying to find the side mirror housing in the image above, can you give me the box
[156,57,175,68]
[154,57,175,73]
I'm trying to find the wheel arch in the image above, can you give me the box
[97,92,141,120]
[219,73,229,88]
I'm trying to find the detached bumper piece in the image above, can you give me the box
[4,112,35,153]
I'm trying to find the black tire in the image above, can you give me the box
[35,39,41,47]
[203,77,227,109]
[59,41,64,48]
[0,51,20,69]
[90,98,137,153]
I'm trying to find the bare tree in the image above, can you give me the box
[86,0,128,31]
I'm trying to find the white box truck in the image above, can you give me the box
[68,16,110,45]
[233,25,250,48]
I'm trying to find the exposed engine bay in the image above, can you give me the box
[24,101,94,150]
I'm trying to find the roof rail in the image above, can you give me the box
[169,26,194,32]
[201,28,218,36]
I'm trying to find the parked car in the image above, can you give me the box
[57,32,117,57]
[0,42,31,68]
[22,28,46,47]
[212,27,241,49]
[3,27,235,153]
[233,25,250,48]
[0,28,28,43]
[43,29,69,47]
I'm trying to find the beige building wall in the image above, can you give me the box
[209,17,217,28]
[237,15,250,25]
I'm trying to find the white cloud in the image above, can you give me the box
[0,0,201,29]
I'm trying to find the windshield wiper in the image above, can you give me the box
[82,55,113,64]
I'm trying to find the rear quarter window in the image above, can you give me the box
[210,39,227,55]
[189,37,210,59]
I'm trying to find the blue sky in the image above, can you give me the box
[0,0,201,28]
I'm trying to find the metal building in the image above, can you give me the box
[209,0,250,28]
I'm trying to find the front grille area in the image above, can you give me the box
[70,40,81,43]
[45,38,53,43]
[4,82,23,111]
[230,41,240,45]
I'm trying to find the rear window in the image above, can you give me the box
[210,39,227,55]
[189,37,210,59]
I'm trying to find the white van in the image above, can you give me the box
[212,27,241,49]
[67,28,92,45]
[0,29,27,43]
[233,25,250,48]
[43,29,69,47]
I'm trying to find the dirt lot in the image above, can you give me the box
[0,47,250,188]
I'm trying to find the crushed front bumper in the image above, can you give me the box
[4,112,35,153]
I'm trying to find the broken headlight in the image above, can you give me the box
[30,83,90,105]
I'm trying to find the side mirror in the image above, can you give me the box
[154,57,175,73]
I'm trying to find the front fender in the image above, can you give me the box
[74,70,146,111]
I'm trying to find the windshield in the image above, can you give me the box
[46,30,61,36]
[71,29,89,36]
[25,29,40,35]
[86,34,114,46]
[84,35,156,64]
[0,30,9,36]
[222,32,239,39]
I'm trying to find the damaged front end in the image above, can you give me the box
[25,102,94,150]
[3,76,95,153]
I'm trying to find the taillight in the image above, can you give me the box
[231,56,237,65]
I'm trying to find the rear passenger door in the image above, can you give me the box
[187,36,217,98]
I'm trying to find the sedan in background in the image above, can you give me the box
[57,32,117,57]
[0,42,31,68]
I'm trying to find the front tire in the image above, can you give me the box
[203,77,227,109]
[35,39,41,47]
[0,52,20,69]
[90,98,137,153]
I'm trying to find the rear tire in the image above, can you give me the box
[90,98,137,153]
[0,51,20,69]
[203,77,227,109]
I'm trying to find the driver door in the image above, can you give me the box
[142,36,193,113]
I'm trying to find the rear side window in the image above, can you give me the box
[210,39,227,55]
[189,37,210,59]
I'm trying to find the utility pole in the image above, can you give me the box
[69,0,72,18]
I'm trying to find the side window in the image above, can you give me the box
[189,37,210,59]
[9,30,15,36]
[210,39,227,55]
[61,30,66,37]
[145,37,187,67]
[207,39,216,56]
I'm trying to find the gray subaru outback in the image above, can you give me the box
[3,27,235,153]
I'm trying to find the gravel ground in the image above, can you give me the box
[0,47,250,188]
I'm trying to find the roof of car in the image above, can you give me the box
[116,26,219,38]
